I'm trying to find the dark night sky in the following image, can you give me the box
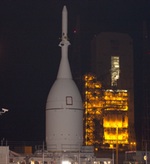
[0,1,149,147]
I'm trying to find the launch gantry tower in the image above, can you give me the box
[83,73,136,151]
[84,74,104,148]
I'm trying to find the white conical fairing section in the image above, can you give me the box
[57,45,72,79]
[46,6,83,152]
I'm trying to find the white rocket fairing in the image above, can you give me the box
[46,6,83,152]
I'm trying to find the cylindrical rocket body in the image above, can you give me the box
[46,79,83,152]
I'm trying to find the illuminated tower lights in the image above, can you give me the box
[83,73,136,151]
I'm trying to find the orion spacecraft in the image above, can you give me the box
[46,6,83,152]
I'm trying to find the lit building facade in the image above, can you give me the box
[84,74,135,151]
[103,89,128,148]
[83,32,136,151]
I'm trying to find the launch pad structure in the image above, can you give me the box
[90,32,136,152]
[83,73,136,151]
